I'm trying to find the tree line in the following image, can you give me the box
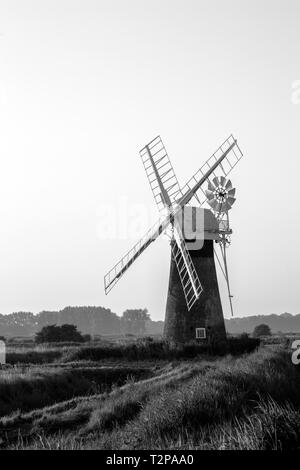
[0,307,150,338]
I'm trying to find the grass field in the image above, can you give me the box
[0,336,299,450]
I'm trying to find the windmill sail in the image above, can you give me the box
[178,134,243,207]
[171,227,203,310]
[104,215,170,294]
[140,136,182,211]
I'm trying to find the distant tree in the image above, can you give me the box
[55,306,121,335]
[0,311,36,337]
[0,305,150,338]
[253,324,272,337]
[35,324,85,343]
[35,325,59,343]
[37,311,59,330]
[122,309,150,335]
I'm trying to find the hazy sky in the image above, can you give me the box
[0,0,299,320]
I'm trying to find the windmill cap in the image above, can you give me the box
[174,206,220,241]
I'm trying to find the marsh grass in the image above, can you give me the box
[2,336,300,451]
[61,336,260,363]
[212,397,300,450]
[0,365,151,418]
[2,345,300,450]
[4,335,260,365]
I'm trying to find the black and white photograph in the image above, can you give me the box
[0,0,300,458]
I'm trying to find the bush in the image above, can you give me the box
[253,324,272,337]
[35,324,85,344]
[228,334,260,355]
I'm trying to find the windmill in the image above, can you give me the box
[104,135,243,344]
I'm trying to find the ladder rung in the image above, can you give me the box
[156,160,170,172]
[160,168,172,179]
[148,139,161,151]
[224,156,233,169]
[150,148,165,158]
[153,153,167,164]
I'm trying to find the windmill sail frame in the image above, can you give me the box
[140,136,182,211]
[178,134,243,207]
[172,225,203,310]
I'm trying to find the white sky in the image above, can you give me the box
[0,0,299,320]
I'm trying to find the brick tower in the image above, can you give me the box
[164,207,227,344]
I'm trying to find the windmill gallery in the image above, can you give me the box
[104,135,243,344]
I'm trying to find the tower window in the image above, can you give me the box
[196,328,206,339]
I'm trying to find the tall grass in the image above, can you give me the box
[0,362,212,448]
[4,335,260,365]
[0,366,151,417]
[208,397,300,450]
[103,347,300,450]
[6,350,62,364]
[61,336,260,363]
[2,345,300,450]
